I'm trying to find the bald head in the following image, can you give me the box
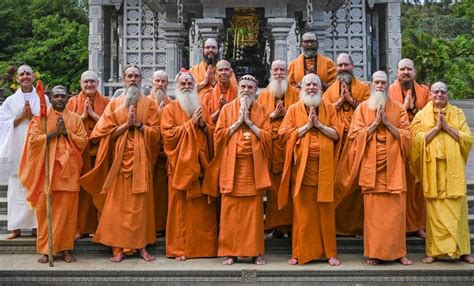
[336,53,354,83]
[430,81,448,108]
[216,60,233,84]
[123,65,142,87]
[398,58,415,70]
[397,58,416,89]
[301,32,318,58]
[302,32,317,42]
[203,38,219,65]
[152,70,168,92]
[80,70,99,96]
[270,60,287,80]
[300,73,322,107]
[371,71,388,93]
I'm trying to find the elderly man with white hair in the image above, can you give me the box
[278,73,343,266]
[410,81,474,264]
[337,71,413,265]
[0,64,46,239]
[67,70,110,240]
[204,74,272,266]
[161,70,217,261]
[80,64,161,263]
[288,32,336,90]
[257,59,300,240]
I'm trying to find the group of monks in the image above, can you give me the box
[1,32,472,266]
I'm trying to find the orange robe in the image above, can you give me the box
[337,98,412,260]
[161,101,217,258]
[19,108,88,255]
[204,99,272,257]
[67,91,110,234]
[202,82,238,117]
[80,95,160,255]
[288,53,336,88]
[278,100,343,264]
[257,85,299,230]
[389,80,430,233]
[190,61,238,103]
[323,78,370,235]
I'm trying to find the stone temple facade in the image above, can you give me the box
[88,0,402,96]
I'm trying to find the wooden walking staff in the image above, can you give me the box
[36,80,54,267]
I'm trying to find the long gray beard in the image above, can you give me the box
[153,88,168,104]
[124,85,141,108]
[176,88,199,117]
[268,79,288,99]
[337,71,353,85]
[367,90,387,111]
[239,92,255,107]
[302,47,317,58]
[300,90,322,107]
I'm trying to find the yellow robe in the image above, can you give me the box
[410,101,473,257]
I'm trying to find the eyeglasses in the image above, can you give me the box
[431,89,447,95]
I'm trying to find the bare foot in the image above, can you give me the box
[253,256,266,265]
[62,251,76,263]
[460,255,474,264]
[328,257,341,266]
[422,256,437,264]
[175,255,186,261]
[139,248,155,262]
[31,228,37,237]
[222,256,236,265]
[366,258,379,265]
[37,255,49,263]
[110,252,125,263]
[6,229,21,240]
[417,229,426,239]
[398,256,413,265]
[288,258,298,265]
[74,233,89,240]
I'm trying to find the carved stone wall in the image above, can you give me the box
[323,0,368,81]
[123,0,167,87]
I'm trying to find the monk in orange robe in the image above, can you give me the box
[337,71,413,265]
[19,85,88,263]
[202,60,237,125]
[204,75,272,265]
[190,38,237,102]
[279,73,343,266]
[324,54,370,236]
[288,32,336,91]
[256,60,299,239]
[80,65,160,262]
[389,58,430,238]
[149,70,172,234]
[67,70,110,240]
[161,71,218,260]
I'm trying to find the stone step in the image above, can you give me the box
[0,197,6,215]
[0,235,435,255]
[0,185,6,198]
[0,214,5,232]
[0,253,473,285]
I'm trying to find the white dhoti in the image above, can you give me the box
[7,175,37,230]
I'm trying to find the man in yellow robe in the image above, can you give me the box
[257,60,299,239]
[337,71,413,265]
[410,82,474,264]
[390,58,430,238]
[80,65,161,262]
[190,38,237,102]
[19,85,88,263]
[288,32,336,91]
[326,53,370,236]
[67,70,110,240]
[161,71,218,261]
[150,70,172,234]
[204,75,272,265]
[279,73,343,265]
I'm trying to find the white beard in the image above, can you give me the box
[123,85,141,108]
[268,78,288,100]
[367,90,387,111]
[238,92,255,108]
[152,88,167,104]
[176,88,199,117]
[300,90,322,108]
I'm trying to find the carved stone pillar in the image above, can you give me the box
[191,18,224,66]
[386,1,402,82]
[88,2,105,92]
[163,22,185,97]
[267,18,294,64]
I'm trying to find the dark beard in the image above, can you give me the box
[203,54,218,65]
[400,79,413,90]
[337,71,353,85]
[302,47,317,58]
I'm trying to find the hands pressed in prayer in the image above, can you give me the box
[312,108,322,129]
[23,101,34,120]
[271,100,286,121]
[403,89,414,110]
[192,106,203,127]
[204,65,216,87]
[57,116,67,137]
[218,95,227,109]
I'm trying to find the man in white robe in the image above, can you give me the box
[0,65,47,239]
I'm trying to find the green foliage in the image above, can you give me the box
[0,0,88,95]
[401,2,474,99]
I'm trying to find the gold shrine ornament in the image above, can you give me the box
[231,8,260,47]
